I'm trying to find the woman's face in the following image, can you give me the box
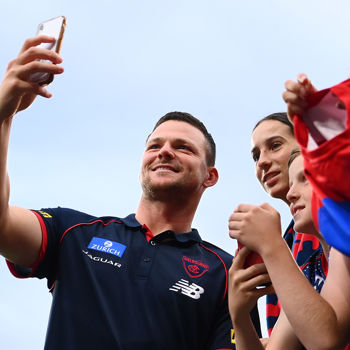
[251,120,298,202]
[286,155,319,236]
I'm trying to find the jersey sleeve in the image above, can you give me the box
[293,78,350,256]
[6,207,94,289]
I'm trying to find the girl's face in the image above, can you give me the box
[251,120,298,202]
[286,155,319,236]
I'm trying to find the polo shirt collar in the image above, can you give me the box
[121,213,142,228]
[120,213,202,243]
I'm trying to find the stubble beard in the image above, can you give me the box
[141,170,195,202]
[141,177,185,201]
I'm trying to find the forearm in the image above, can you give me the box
[0,116,42,267]
[0,118,12,221]
[231,312,265,350]
[262,241,343,350]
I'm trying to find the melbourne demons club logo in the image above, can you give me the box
[182,256,209,278]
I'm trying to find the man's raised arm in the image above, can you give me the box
[0,36,64,267]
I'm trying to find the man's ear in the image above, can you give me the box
[203,167,219,188]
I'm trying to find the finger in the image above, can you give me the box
[289,74,317,98]
[251,262,268,274]
[228,228,239,240]
[5,79,52,99]
[233,246,251,262]
[19,36,56,55]
[234,203,255,213]
[244,272,271,290]
[282,89,309,119]
[230,247,254,275]
[255,284,275,298]
[256,272,271,286]
[228,221,243,238]
[19,61,64,81]
[228,211,245,224]
[260,202,272,211]
[297,73,309,85]
[244,263,268,278]
[283,88,309,106]
[19,47,63,66]
[31,85,52,98]
[288,104,307,119]
[296,73,317,94]
[284,79,305,97]
[260,203,280,221]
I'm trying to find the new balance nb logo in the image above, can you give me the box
[169,279,204,299]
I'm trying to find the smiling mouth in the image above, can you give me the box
[263,172,279,186]
[292,206,304,217]
[152,166,179,173]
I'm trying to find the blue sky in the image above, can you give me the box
[1,0,350,348]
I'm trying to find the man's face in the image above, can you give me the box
[251,120,298,201]
[140,120,214,200]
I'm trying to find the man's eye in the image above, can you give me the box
[148,144,160,150]
[178,145,190,151]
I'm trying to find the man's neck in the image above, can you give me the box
[135,195,198,235]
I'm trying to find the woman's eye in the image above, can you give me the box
[252,152,260,162]
[271,142,282,150]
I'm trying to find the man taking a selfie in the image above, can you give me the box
[0,35,260,349]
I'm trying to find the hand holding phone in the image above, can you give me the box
[29,16,66,86]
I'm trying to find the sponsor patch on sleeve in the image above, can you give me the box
[39,210,52,218]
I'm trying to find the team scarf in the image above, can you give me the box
[293,78,350,256]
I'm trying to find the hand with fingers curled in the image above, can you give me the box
[0,35,64,122]
[228,203,282,257]
[282,73,317,122]
[228,246,274,322]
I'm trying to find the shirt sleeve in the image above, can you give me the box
[6,207,93,289]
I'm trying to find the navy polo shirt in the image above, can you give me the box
[7,207,261,349]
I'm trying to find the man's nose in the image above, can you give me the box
[158,143,175,159]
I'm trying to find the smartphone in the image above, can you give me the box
[29,16,66,85]
[237,241,264,268]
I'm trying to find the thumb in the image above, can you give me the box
[233,245,251,268]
